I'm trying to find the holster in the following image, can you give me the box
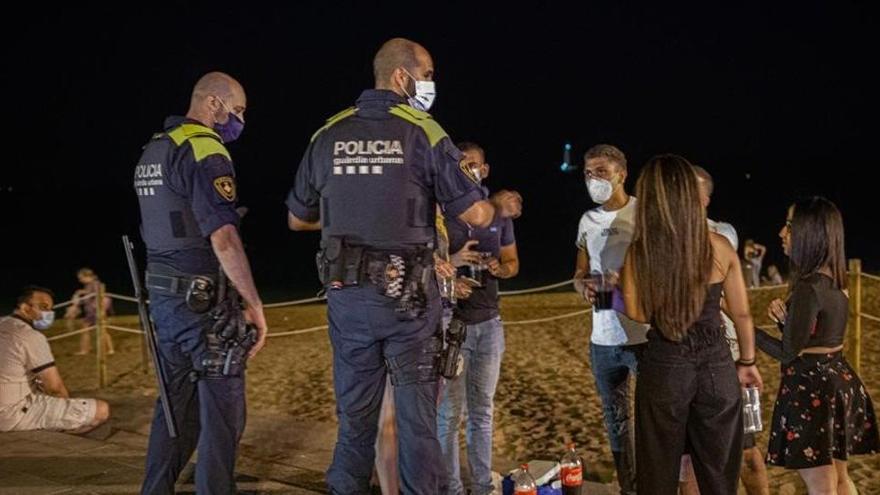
[316,236,363,289]
[439,316,467,379]
[145,264,216,314]
[318,238,435,321]
[200,274,258,378]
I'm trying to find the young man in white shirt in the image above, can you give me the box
[573,144,647,495]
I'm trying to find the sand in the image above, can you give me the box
[47,276,880,494]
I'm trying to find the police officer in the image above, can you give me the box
[287,38,520,494]
[134,71,267,494]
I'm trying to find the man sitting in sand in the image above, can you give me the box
[0,286,110,433]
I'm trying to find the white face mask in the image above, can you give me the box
[586,177,614,204]
[33,310,55,331]
[402,68,436,112]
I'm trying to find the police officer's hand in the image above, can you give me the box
[245,305,268,358]
[490,190,523,219]
[451,240,481,267]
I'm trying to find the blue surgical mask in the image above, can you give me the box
[33,310,55,331]
[213,97,245,143]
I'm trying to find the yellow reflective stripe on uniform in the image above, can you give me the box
[189,136,231,162]
[167,123,222,146]
[310,107,357,143]
[167,123,230,162]
[435,211,449,246]
[388,104,448,147]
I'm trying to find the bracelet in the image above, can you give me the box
[735,358,756,366]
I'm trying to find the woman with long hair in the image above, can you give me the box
[757,197,878,494]
[620,154,762,494]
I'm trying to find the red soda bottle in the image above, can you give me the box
[513,463,538,495]
[560,442,584,495]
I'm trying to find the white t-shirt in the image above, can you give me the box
[708,218,741,359]
[708,219,738,251]
[576,196,648,346]
[0,316,55,408]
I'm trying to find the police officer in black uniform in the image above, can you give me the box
[287,38,521,494]
[134,71,268,494]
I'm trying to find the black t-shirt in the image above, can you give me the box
[447,212,515,324]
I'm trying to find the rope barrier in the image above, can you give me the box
[861,273,880,283]
[862,312,880,324]
[267,324,329,337]
[52,292,97,310]
[505,309,591,326]
[749,284,787,291]
[499,280,573,296]
[264,296,326,308]
[40,272,873,341]
[47,326,96,342]
[105,292,139,303]
[105,324,145,335]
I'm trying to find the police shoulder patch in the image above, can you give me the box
[213,176,237,202]
[459,159,480,184]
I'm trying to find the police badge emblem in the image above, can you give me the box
[213,176,237,201]
[459,159,480,184]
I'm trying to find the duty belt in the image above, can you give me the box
[145,264,215,297]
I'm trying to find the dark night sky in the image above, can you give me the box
[2,2,878,308]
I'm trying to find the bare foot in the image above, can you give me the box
[74,350,89,356]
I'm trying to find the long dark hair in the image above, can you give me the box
[631,154,712,340]
[789,196,847,290]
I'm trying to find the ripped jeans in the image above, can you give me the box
[590,343,642,495]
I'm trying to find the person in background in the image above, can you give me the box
[1,286,110,433]
[763,264,783,286]
[66,268,114,356]
[742,239,766,288]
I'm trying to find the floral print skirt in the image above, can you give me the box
[766,351,879,469]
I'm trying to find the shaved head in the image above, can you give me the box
[373,38,433,92]
[692,165,714,196]
[186,71,247,127]
[191,72,243,104]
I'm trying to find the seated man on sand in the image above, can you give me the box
[0,286,110,433]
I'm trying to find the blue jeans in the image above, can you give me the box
[325,285,443,495]
[590,342,641,495]
[141,293,246,495]
[437,316,505,495]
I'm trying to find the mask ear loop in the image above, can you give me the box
[398,67,417,100]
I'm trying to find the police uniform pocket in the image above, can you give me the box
[407,196,431,227]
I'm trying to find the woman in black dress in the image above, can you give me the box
[757,197,879,494]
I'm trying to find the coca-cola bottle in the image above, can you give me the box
[513,463,538,495]
[560,442,584,495]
